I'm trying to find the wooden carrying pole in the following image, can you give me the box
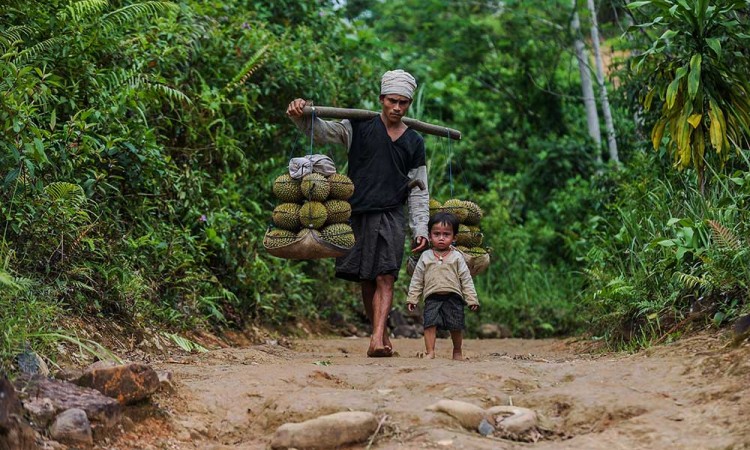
[302,106,462,141]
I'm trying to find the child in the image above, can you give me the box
[407,212,479,360]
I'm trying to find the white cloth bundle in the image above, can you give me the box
[288,154,336,179]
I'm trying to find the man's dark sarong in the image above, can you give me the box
[335,207,406,282]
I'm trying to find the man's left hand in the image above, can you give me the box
[412,236,428,253]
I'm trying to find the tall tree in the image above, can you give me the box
[571,0,602,164]
[587,0,619,164]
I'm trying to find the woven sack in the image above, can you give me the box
[264,228,352,260]
[406,249,490,277]
[461,250,490,276]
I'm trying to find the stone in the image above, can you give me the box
[271,411,378,449]
[485,405,538,435]
[477,323,512,339]
[157,371,175,392]
[75,362,159,404]
[21,397,56,427]
[427,399,486,430]
[0,375,39,450]
[477,418,495,436]
[16,374,121,428]
[392,324,422,339]
[15,346,49,377]
[49,408,93,445]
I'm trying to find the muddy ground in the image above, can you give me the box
[100,333,750,450]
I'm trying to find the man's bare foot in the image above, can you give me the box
[367,345,393,357]
[452,350,464,360]
[417,351,435,359]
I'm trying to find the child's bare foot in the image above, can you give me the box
[452,350,464,360]
[417,351,435,359]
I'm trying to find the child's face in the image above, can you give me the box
[430,222,454,251]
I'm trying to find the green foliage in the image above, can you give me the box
[628,0,750,186]
[1,0,374,360]
[579,152,750,348]
[3,0,748,358]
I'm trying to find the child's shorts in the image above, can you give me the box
[423,292,465,331]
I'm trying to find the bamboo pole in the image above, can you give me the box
[302,106,462,141]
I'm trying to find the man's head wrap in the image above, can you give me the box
[380,69,417,100]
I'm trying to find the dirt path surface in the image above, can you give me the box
[109,335,750,450]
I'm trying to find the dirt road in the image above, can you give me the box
[108,334,750,449]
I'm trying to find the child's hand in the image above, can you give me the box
[407,303,416,312]
[469,304,479,312]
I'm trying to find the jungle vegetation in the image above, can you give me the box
[1,0,749,368]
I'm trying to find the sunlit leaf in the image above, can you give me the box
[688,54,702,100]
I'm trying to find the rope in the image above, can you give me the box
[309,106,316,156]
[447,128,454,198]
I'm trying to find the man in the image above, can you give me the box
[286,69,429,357]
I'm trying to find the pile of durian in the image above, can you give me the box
[429,198,489,258]
[265,172,356,249]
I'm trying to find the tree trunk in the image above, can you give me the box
[571,0,602,164]
[587,0,619,164]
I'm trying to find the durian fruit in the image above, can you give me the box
[299,201,328,229]
[466,225,484,247]
[442,199,468,223]
[429,198,443,217]
[301,173,330,201]
[328,173,355,200]
[324,199,352,225]
[272,174,303,203]
[272,203,301,230]
[455,224,472,247]
[264,229,298,248]
[463,200,483,225]
[455,245,470,253]
[467,247,488,256]
[320,223,355,248]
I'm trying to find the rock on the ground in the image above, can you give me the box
[427,399,486,429]
[0,375,39,450]
[270,411,378,449]
[486,405,538,434]
[75,362,159,404]
[157,371,175,392]
[392,324,422,338]
[428,399,541,442]
[22,397,55,427]
[49,408,93,445]
[16,374,121,428]
[477,323,511,339]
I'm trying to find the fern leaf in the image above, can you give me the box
[675,272,709,290]
[162,332,208,353]
[0,269,20,290]
[44,181,86,207]
[13,37,65,64]
[146,81,192,104]
[225,44,270,92]
[120,73,191,105]
[56,0,109,22]
[69,280,97,293]
[100,1,179,32]
[708,219,741,250]
[0,26,34,52]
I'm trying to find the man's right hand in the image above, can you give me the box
[286,98,311,118]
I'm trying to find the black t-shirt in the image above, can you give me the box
[347,116,426,213]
